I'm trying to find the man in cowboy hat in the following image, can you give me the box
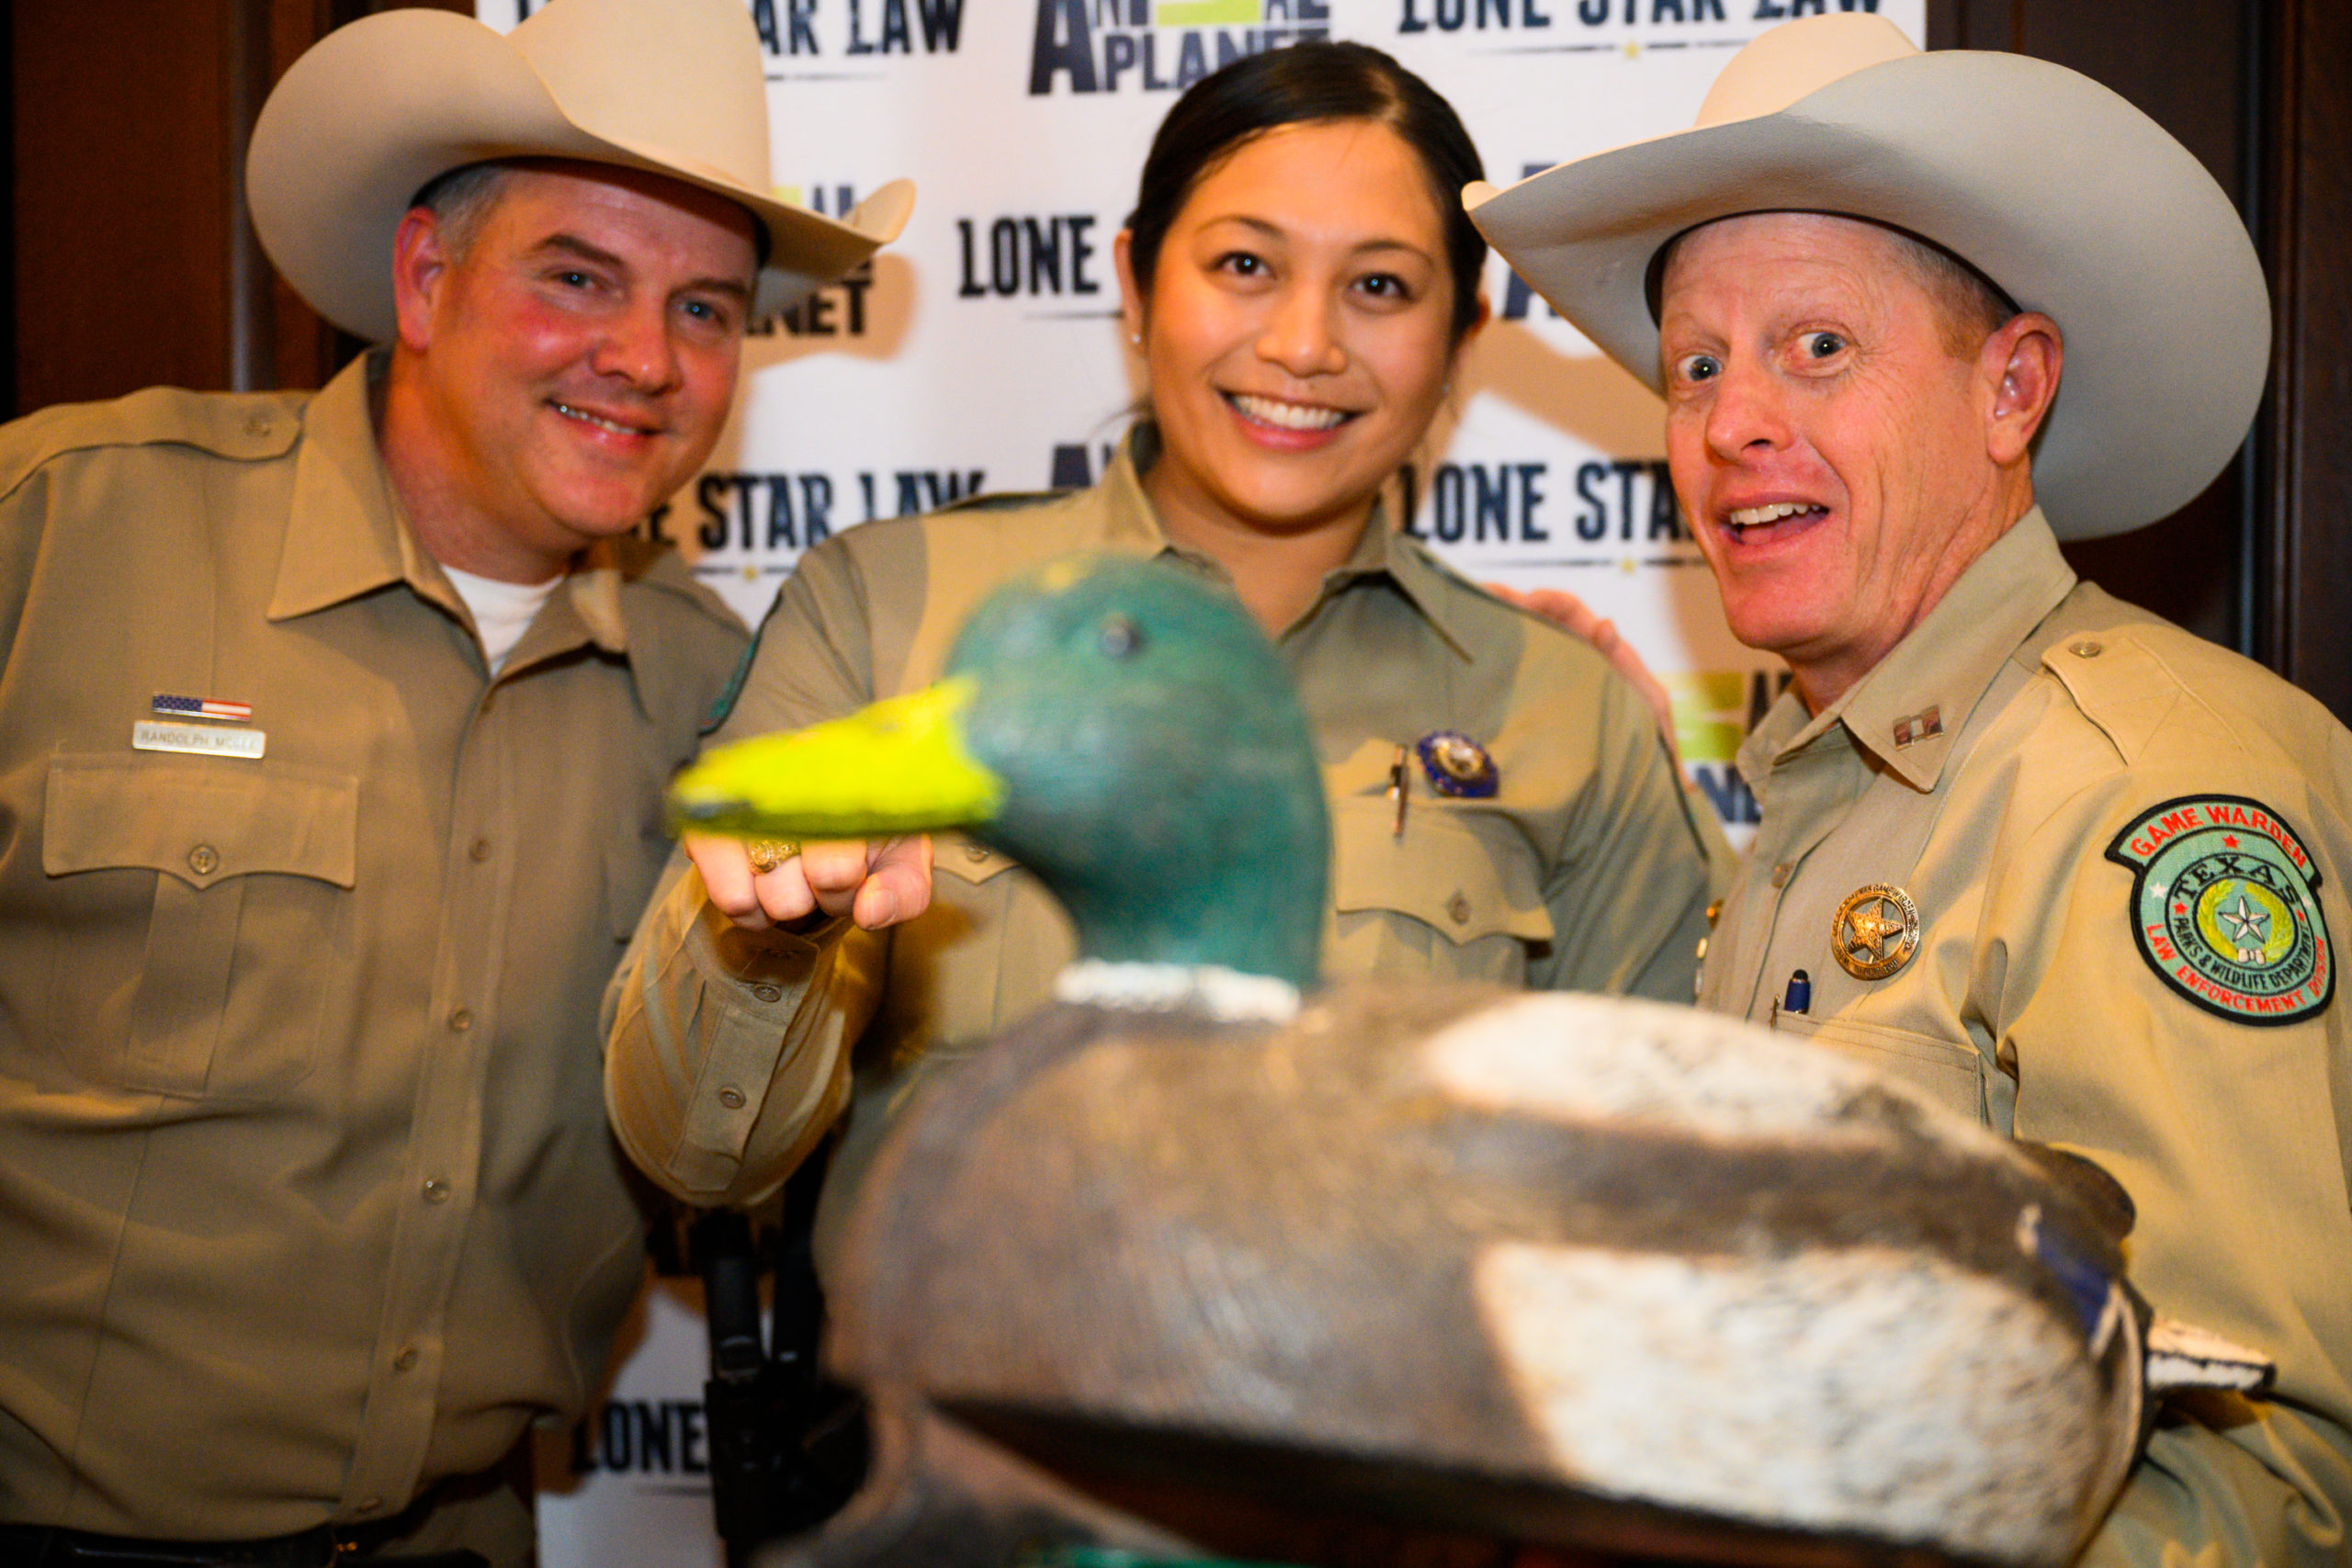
[1475,14,2350,1565]
[0,0,907,1563]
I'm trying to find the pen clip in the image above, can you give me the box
[1388,744,1409,839]
[1781,968,1812,1018]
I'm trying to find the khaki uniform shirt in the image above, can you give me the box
[1702,511,2352,1565]
[606,430,1719,1229]
[0,358,747,1540]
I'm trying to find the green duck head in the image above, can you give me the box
[670,555,1330,991]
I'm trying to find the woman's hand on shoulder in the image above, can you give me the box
[1487,581,1678,761]
[687,833,934,931]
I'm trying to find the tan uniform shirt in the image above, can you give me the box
[0,358,748,1540]
[606,430,1719,1227]
[1702,511,2352,1565]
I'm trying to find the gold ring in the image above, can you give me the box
[745,838,798,874]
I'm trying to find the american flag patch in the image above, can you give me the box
[153,694,254,723]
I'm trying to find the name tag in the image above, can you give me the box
[133,721,266,760]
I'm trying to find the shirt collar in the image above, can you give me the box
[267,352,427,623]
[1094,423,1180,556]
[503,544,631,660]
[1106,423,1473,658]
[513,541,667,718]
[1739,507,2076,791]
[562,548,632,655]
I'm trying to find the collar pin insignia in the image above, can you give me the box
[1893,705,1942,749]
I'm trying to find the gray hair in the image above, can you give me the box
[1892,229,2022,356]
[408,162,517,262]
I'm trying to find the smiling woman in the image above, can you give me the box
[1111,46,1487,631]
[603,42,1724,1235]
[1119,117,1464,631]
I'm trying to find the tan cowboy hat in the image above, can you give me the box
[247,0,914,344]
[1465,14,2269,541]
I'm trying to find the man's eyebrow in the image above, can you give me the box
[688,275,755,305]
[527,231,628,272]
[526,232,753,303]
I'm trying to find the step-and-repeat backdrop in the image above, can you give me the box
[492,1,1927,1559]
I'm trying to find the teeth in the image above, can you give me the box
[1230,394,1347,432]
[553,401,644,436]
[1726,502,1819,528]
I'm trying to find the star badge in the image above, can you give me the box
[2216,893,2271,958]
[1831,884,1922,981]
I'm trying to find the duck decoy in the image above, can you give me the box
[670,556,2267,1568]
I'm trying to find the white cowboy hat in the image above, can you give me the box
[247,0,914,344]
[1464,14,2269,541]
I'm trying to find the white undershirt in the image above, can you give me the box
[441,564,561,677]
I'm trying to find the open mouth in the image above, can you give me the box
[1226,392,1353,434]
[552,400,655,438]
[1724,501,1828,538]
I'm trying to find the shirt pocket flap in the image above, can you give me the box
[44,753,360,890]
[933,831,1023,887]
[1329,795,1553,947]
[1776,1010,1988,1123]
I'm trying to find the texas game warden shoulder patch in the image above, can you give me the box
[2106,795,2334,1026]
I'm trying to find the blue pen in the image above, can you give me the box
[1782,968,1812,1016]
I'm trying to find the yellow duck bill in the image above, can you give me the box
[668,675,1005,842]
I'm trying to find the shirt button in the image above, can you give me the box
[187,843,220,877]
[393,1348,419,1372]
[1446,892,1472,926]
[469,838,492,863]
[751,984,782,1004]
[963,843,989,864]
[422,1178,451,1204]
[1770,862,1793,888]
[718,1086,747,1111]
[356,1498,382,1516]
[447,1007,473,1033]
[244,413,272,437]
[2070,639,2105,659]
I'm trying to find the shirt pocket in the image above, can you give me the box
[1775,1010,1990,1125]
[1329,795,1555,984]
[931,830,1022,890]
[920,832,1070,1044]
[43,753,358,1100]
